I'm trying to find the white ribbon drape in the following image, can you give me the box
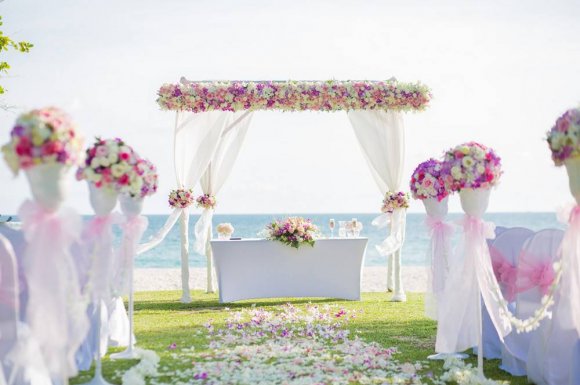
[18,201,89,380]
[435,190,512,369]
[194,111,253,293]
[348,110,406,298]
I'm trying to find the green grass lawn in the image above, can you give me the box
[72,291,527,384]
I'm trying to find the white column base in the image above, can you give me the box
[391,249,406,302]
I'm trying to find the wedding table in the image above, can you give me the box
[211,238,368,303]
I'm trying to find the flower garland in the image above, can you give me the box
[168,188,194,208]
[157,79,432,113]
[196,194,216,209]
[1,107,83,175]
[76,137,138,190]
[546,107,580,166]
[444,142,502,191]
[410,159,453,201]
[381,191,410,213]
[489,260,563,333]
[118,158,158,199]
[265,217,319,248]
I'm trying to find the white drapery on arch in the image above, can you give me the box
[139,109,408,303]
[348,110,407,300]
[137,111,252,302]
[193,111,253,293]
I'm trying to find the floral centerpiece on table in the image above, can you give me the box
[216,223,234,239]
[265,217,320,249]
[381,191,410,214]
[196,194,217,209]
[168,188,194,208]
[118,158,158,199]
[444,142,502,191]
[546,107,580,166]
[76,137,138,190]
[2,107,83,175]
[409,159,453,201]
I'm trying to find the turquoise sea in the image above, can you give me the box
[135,213,565,268]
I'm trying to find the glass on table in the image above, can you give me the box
[338,221,347,238]
[329,218,335,238]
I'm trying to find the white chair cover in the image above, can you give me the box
[570,339,580,385]
[478,227,534,359]
[526,224,579,385]
[0,224,27,320]
[501,229,564,376]
[0,234,50,385]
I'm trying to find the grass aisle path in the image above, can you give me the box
[72,292,525,384]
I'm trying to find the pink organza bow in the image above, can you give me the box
[83,214,119,242]
[517,251,556,296]
[489,246,518,302]
[19,200,79,245]
[425,216,454,237]
[459,215,496,240]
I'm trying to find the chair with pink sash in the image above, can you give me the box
[0,233,50,385]
[500,228,564,376]
[478,227,533,359]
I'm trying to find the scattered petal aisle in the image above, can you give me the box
[120,305,506,385]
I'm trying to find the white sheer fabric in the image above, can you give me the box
[348,110,406,298]
[436,189,512,358]
[19,200,89,381]
[0,234,51,385]
[194,111,253,293]
[422,197,453,320]
[173,111,233,302]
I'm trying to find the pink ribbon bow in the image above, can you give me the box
[459,215,496,240]
[517,251,555,296]
[489,246,518,302]
[19,200,80,245]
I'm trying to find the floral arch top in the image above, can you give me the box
[157,79,431,113]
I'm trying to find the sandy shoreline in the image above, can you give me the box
[134,266,429,293]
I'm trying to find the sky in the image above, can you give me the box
[0,0,579,214]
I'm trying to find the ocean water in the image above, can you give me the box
[135,213,565,268]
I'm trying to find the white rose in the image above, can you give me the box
[90,158,100,169]
[451,166,462,179]
[108,152,118,164]
[111,163,125,178]
[476,164,485,174]
[100,157,110,167]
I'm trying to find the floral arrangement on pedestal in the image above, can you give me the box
[118,158,159,199]
[381,191,410,214]
[444,142,502,191]
[168,188,194,208]
[157,79,432,113]
[410,159,453,201]
[76,137,138,190]
[546,107,580,166]
[265,217,320,249]
[196,194,217,209]
[216,223,234,239]
[1,107,83,175]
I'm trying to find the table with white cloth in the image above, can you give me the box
[211,238,368,303]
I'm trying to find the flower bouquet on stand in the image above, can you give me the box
[111,157,158,361]
[410,159,453,319]
[76,137,145,385]
[1,107,89,383]
[436,142,507,377]
[264,217,320,249]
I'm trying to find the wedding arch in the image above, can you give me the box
[139,78,432,303]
